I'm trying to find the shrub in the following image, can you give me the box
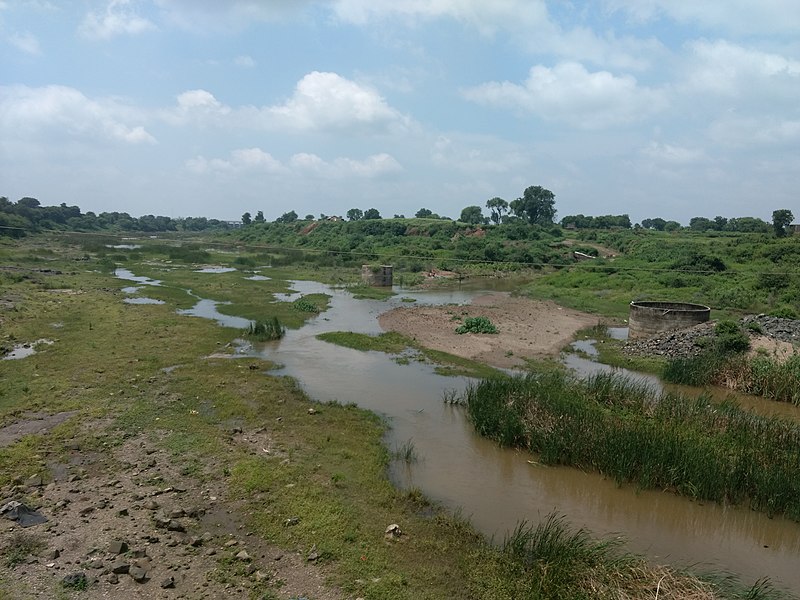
[714,320,750,354]
[456,316,498,334]
[292,297,319,313]
[244,317,284,341]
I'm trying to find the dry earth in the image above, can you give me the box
[379,292,599,369]
[0,424,344,599]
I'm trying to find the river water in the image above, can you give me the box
[119,270,800,593]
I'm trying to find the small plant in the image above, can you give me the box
[244,317,285,341]
[393,439,419,463]
[746,321,764,334]
[292,297,319,313]
[455,316,498,334]
[714,320,750,354]
[4,532,44,567]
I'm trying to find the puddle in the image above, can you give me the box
[2,339,54,360]
[121,286,142,294]
[106,244,141,249]
[245,275,271,281]
[123,297,165,305]
[114,268,161,286]
[195,266,237,273]
[177,299,252,329]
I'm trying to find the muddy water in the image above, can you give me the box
[250,282,800,594]
[115,268,800,592]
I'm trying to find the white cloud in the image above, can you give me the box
[188,148,401,179]
[331,0,663,70]
[684,40,800,95]
[431,136,526,173]
[268,71,406,132]
[463,62,667,128]
[234,55,256,68]
[79,0,156,40]
[605,0,800,35]
[7,31,41,54]
[164,73,408,133]
[708,116,800,147]
[0,84,156,144]
[642,142,707,165]
[154,0,313,31]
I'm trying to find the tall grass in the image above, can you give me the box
[243,317,284,341]
[462,371,800,520]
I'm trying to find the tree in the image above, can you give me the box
[664,220,681,232]
[241,212,252,225]
[485,197,509,225]
[510,186,556,225]
[254,210,265,223]
[304,214,315,220]
[641,217,666,231]
[415,208,433,218]
[460,205,484,225]
[689,217,713,231]
[276,210,298,223]
[347,208,364,221]
[772,209,794,237]
[363,208,381,220]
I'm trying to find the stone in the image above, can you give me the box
[235,550,250,562]
[129,565,148,582]
[143,500,159,510]
[45,549,60,560]
[385,523,402,539]
[307,408,317,415]
[166,520,186,532]
[61,572,87,588]
[107,573,119,584]
[26,474,43,488]
[224,539,238,548]
[160,576,176,589]
[168,508,185,519]
[284,517,299,527]
[111,561,130,575]
[108,540,128,555]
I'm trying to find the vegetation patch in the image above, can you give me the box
[455,316,498,334]
[244,317,285,341]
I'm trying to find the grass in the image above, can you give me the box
[0,234,791,600]
[392,439,419,463]
[461,370,800,521]
[316,331,503,378]
[244,317,285,341]
[2,532,44,568]
[347,284,396,300]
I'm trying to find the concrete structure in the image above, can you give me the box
[361,264,393,287]
[628,301,710,338]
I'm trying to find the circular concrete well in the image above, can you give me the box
[628,301,710,338]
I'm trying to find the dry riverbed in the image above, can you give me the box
[379,292,598,369]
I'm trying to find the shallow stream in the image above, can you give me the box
[119,269,800,593]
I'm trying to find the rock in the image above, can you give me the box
[117,508,129,517]
[45,549,60,560]
[224,539,238,548]
[307,408,318,415]
[26,474,44,488]
[111,561,130,575]
[284,517,299,527]
[61,572,87,588]
[129,565,148,583]
[254,570,269,582]
[143,500,159,510]
[168,508,185,519]
[160,576,176,589]
[385,523,402,539]
[78,506,94,516]
[108,540,128,555]
[107,573,119,584]
[167,520,185,532]
[235,550,250,562]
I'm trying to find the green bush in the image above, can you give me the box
[456,316,498,334]
[244,317,284,341]
[714,320,750,354]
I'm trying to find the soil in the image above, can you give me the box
[379,292,599,369]
[0,427,345,599]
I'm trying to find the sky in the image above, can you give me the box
[1,1,799,224]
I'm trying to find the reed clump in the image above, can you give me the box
[244,317,284,341]
[462,371,800,520]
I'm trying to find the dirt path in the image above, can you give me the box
[379,292,598,369]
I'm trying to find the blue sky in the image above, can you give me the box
[1,1,798,224]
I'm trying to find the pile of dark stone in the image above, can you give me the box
[741,314,800,343]
[624,315,800,359]
[623,322,716,359]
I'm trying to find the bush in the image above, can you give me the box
[714,320,750,354]
[244,317,284,341]
[456,316,498,334]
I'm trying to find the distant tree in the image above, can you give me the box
[726,217,771,233]
[304,214,314,220]
[641,217,667,231]
[485,197,509,225]
[509,186,556,225]
[664,220,681,232]
[415,208,433,218]
[689,217,713,231]
[772,209,794,237]
[347,208,364,221]
[363,208,381,220]
[241,212,252,225]
[394,214,405,219]
[254,210,265,223]
[713,216,728,231]
[276,210,298,223]
[17,197,40,209]
[460,205,484,225]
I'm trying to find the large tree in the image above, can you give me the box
[460,205,484,225]
[276,210,298,223]
[363,208,382,220]
[510,186,556,225]
[241,212,252,225]
[772,209,794,237]
[254,210,265,223]
[347,208,364,221]
[485,197,508,225]
[415,208,433,218]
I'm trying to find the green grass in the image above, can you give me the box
[462,370,800,521]
[0,234,790,600]
[316,331,502,378]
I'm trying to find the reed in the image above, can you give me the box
[463,371,800,520]
[244,317,284,341]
